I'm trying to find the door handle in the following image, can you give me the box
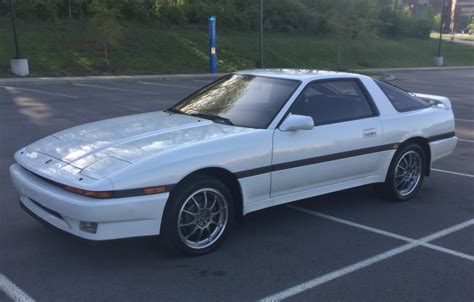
[363,128,377,138]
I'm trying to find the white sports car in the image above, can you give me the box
[10,69,457,255]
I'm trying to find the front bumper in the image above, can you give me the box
[9,163,170,240]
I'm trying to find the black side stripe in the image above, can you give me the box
[272,143,397,172]
[235,143,398,179]
[236,132,456,179]
[427,131,456,143]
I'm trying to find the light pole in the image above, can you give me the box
[9,0,29,76]
[259,0,264,68]
[436,0,446,60]
[9,0,20,59]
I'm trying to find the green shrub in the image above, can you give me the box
[158,3,186,26]
[378,7,433,39]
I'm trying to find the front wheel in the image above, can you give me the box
[161,176,234,256]
[375,144,426,202]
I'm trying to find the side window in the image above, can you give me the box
[375,80,429,112]
[290,79,376,126]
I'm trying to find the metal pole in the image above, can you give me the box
[9,0,20,59]
[259,0,264,68]
[437,0,446,57]
[208,16,217,73]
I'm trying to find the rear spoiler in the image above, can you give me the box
[412,93,452,110]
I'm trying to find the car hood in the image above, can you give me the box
[23,111,253,179]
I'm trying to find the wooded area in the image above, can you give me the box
[1,0,436,38]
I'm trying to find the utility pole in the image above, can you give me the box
[9,0,20,59]
[259,0,264,68]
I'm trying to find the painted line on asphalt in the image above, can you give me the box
[137,81,200,89]
[431,168,474,178]
[0,274,35,302]
[73,83,161,95]
[458,139,474,143]
[455,118,474,123]
[287,206,474,261]
[0,86,78,99]
[259,217,474,302]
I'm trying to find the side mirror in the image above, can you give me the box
[279,114,314,131]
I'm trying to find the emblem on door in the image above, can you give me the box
[363,129,377,138]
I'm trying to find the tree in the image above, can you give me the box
[326,0,379,69]
[89,0,123,66]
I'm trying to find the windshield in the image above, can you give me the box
[169,74,300,129]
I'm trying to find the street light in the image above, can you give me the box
[259,0,264,68]
[435,0,446,66]
[9,0,20,59]
[9,0,29,76]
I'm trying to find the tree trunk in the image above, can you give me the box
[68,0,72,19]
[103,40,109,66]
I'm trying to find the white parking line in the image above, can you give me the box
[137,81,200,89]
[458,139,474,143]
[287,206,474,261]
[0,274,35,302]
[431,168,474,178]
[455,118,474,122]
[259,217,474,302]
[73,83,161,95]
[1,86,78,99]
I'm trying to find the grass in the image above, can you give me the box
[431,32,474,42]
[1,21,473,77]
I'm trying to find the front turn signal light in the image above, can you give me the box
[63,185,112,199]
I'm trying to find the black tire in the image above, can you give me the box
[375,144,426,202]
[161,175,234,256]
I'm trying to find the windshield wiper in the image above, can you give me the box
[190,113,234,125]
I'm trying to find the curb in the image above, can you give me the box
[1,65,473,85]
[0,73,226,86]
[355,66,474,72]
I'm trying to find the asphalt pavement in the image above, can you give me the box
[0,68,473,302]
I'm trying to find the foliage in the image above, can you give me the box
[0,0,437,39]
[377,6,433,39]
[89,0,123,65]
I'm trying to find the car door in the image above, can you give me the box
[271,78,383,197]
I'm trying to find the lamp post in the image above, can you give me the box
[9,0,29,76]
[435,0,446,66]
[259,0,264,68]
[9,0,20,59]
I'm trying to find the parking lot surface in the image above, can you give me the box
[0,68,473,302]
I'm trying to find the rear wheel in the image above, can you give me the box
[375,144,426,201]
[162,176,233,255]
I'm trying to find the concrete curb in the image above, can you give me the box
[355,66,474,72]
[0,65,472,85]
[0,73,226,85]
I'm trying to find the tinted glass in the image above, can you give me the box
[375,80,429,112]
[170,75,300,129]
[290,80,375,125]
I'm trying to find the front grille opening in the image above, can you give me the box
[30,199,63,220]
